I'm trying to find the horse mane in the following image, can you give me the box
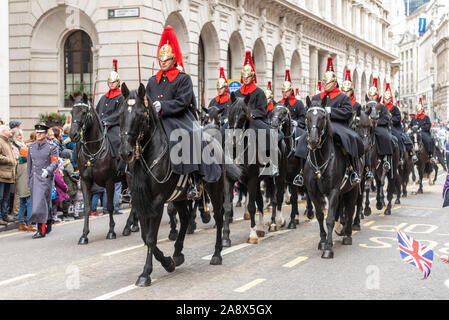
[228,96,250,128]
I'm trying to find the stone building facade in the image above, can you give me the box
[9,0,397,132]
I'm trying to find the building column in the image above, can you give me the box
[309,46,318,96]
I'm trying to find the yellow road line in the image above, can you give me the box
[234,279,266,293]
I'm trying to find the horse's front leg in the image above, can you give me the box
[418,165,424,194]
[248,177,261,244]
[208,183,224,265]
[123,207,138,236]
[105,182,116,240]
[310,192,326,251]
[342,190,358,245]
[364,182,372,216]
[78,178,92,245]
[222,176,234,247]
[167,202,179,241]
[288,184,298,229]
[173,200,190,267]
[323,190,339,259]
[269,177,278,232]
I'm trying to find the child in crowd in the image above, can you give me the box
[73,179,83,219]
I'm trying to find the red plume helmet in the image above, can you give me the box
[157,25,184,71]
[326,57,335,72]
[345,69,352,82]
[267,81,272,91]
[241,51,257,83]
[217,67,229,93]
[285,70,292,82]
[397,100,400,107]
[295,88,299,96]
[323,56,337,84]
[113,59,118,72]
[318,81,322,92]
[368,78,379,97]
[383,83,393,104]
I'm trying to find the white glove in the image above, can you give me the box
[41,169,48,178]
[291,120,298,127]
[325,106,331,114]
[153,101,161,113]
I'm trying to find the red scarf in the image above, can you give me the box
[156,67,181,84]
[267,103,274,112]
[415,112,425,120]
[215,94,230,104]
[386,102,394,111]
[350,96,357,107]
[320,87,342,100]
[106,88,122,99]
[280,96,297,107]
[239,82,257,95]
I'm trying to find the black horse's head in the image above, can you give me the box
[411,124,422,153]
[270,104,290,129]
[69,93,90,143]
[228,92,251,130]
[365,94,382,124]
[119,82,153,163]
[305,96,332,151]
[203,106,224,128]
[353,104,373,153]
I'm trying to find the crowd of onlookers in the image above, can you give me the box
[0,117,125,233]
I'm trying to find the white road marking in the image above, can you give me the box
[283,256,308,268]
[445,279,449,290]
[363,221,376,227]
[0,274,36,287]
[91,284,139,300]
[103,245,144,257]
[202,230,292,260]
[234,279,266,293]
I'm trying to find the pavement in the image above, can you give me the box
[0,172,448,300]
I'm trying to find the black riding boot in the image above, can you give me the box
[349,157,361,186]
[383,155,391,172]
[32,223,46,239]
[293,158,305,187]
[399,151,404,166]
[187,173,202,200]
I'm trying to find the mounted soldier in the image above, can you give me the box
[293,56,363,187]
[341,69,373,181]
[411,98,436,164]
[368,78,394,172]
[234,50,281,176]
[145,25,221,200]
[265,81,275,117]
[280,70,306,129]
[95,59,125,174]
[206,67,230,125]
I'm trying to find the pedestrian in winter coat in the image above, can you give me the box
[52,163,68,222]
[0,125,15,225]
[27,123,59,238]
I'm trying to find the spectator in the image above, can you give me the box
[50,127,63,153]
[0,125,16,225]
[62,124,74,151]
[73,179,83,220]
[28,123,59,239]
[9,120,21,130]
[0,119,4,125]
[52,160,69,223]
[12,131,35,232]
[90,183,105,216]
[25,132,36,145]
[103,182,123,215]
[10,128,24,221]
[60,150,77,219]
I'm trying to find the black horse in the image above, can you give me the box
[365,97,401,215]
[270,104,314,229]
[119,83,240,287]
[222,93,284,246]
[303,96,359,259]
[410,125,438,193]
[351,103,374,230]
[69,94,138,245]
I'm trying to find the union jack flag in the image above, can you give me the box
[397,230,434,280]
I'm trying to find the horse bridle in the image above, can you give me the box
[306,107,328,150]
[72,102,107,166]
[122,96,172,184]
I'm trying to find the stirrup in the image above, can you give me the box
[430,157,436,164]
[187,184,202,200]
[293,174,304,187]
[365,171,374,182]
[271,164,279,176]
[350,172,361,186]
[411,155,418,163]
[383,161,391,172]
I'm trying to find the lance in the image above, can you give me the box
[137,40,142,84]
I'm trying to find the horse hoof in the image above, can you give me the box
[78,237,88,245]
[229,218,233,224]
[186,225,196,235]
[131,225,140,233]
[376,203,383,210]
[162,257,175,273]
[243,213,250,220]
[288,221,296,229]
[106,232,116,240]
[384,209,391,216]
[136,275,151,287]
[295,218,300,224]
[352,224,361,231]
[222,239,231,247]
[269,224,278,232]
[200,211,211,224]
[279,220,286,228]
[402,192,407,198]
[318,242,326,251]
[342,237,352,245]
[173,254,185,267]
[247,237,258,244]
[168,230,178,241]
[335,229,344,237]
[321,250,334,259]
[122,228,131,237]
[210,255,222,266]
[256,230,265,238]
[306,210,314,220]
[360,213,365,220]
[395,199,401,205]
[418,189,423,194]
[364,207,372,217]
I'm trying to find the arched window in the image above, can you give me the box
[64,30,93,106]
